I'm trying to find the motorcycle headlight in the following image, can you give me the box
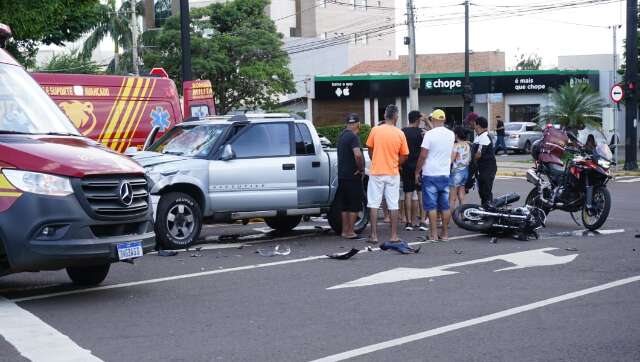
[597,159,611,169]
[2,169,73,196]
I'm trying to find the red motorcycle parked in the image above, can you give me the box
[525,126,614,231]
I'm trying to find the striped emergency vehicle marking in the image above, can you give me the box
[100,77,136,147]
[117,78,157,153]
[110,77,148,150]
[97,78,128,144]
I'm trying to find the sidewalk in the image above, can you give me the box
[496,161,640,177]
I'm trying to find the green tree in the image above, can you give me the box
[37,49,102,74]
[538,83,605,134]
[0,0,103,67]
[515,53,542,71]
[142,0,295,114]
[81,0,144,74]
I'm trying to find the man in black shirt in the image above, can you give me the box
[401,110,424,230]
[336,113,365,239]
[473,117,497,207]
[495,115,506,155]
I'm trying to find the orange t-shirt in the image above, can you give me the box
[366,124,410,176]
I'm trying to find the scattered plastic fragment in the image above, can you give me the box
[327,248,359,260]
[453,250,463,255]
[490,237,498,244]
[158,250,178,257]
[565,247,579,252]
[257,244,291,257]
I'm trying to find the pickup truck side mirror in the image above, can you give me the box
[143,126,160,151]
[220,144,236,161]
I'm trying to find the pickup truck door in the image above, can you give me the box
[294,123,330,208]
[208,122,297,212]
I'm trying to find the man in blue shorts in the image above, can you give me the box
[415,109,455,241]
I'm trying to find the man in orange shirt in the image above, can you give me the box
[366,104,411,253]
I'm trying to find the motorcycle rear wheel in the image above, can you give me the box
[452,204,495,232]
[581,186,611,231]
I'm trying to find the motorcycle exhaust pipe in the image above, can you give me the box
[468,209,529,220]
[526,169,540,185]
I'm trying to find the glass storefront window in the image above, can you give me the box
[509,104,540,123]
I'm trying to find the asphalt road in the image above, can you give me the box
[1,178,639,362]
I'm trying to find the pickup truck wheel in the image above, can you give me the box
[66,264,110,286]
[264,216,302,233]
[328,179,369,235]
[156,192,203,249]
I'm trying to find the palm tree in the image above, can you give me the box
[80,0,143,74]
[538,82,605,134]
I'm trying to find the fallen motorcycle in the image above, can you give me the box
[452,193,547,240]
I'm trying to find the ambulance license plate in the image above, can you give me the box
[117,241,143,260]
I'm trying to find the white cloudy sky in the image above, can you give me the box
[394,0,628,69]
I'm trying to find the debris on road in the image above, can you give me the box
[635,234,640,238]
[453,250,464,255]
[327,248,360,260]
[158,250,179,257]
[490,237,498,244]
[565,247,579,252]
[257,244,291,257]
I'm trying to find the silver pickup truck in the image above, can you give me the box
[131,114,368,249]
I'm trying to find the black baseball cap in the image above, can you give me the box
[345,113,360,124]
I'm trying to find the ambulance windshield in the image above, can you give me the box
[0,63,79,135]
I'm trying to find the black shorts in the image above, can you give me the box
[401,166,417,193]
[336,178,364,212]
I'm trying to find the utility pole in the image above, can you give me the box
[130,0,139,75]
[624,0,638,170]
[406,0,419,116]
[463,0,472,121]
[180,0,193,82]
[611,24,621,170]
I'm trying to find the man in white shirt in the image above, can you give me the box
[414,109,455,241]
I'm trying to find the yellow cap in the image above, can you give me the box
[430,109,446,121]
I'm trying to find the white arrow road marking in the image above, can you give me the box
[328,248,578,290]
[0,297,102,362]
[312,274,640,362]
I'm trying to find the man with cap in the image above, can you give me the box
[336,113,365,239]
[366,104,411,253]
[415,109,455,241]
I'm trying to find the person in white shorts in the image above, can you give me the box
[366,105,410,251]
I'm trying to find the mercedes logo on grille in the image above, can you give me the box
[119,181,134,207]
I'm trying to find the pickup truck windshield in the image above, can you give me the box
[149,124,227,157]
[0,63,79,135]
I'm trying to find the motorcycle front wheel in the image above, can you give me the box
[452,204,495,232]
[582,186,611,231]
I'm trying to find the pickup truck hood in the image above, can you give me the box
[0,135,143,177]
[131,151,190,168]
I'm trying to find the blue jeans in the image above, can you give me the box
[422,175,450,212]
[496,135,506,153]
[449,168,469,187]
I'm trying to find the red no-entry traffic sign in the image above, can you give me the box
[610,83,624,103]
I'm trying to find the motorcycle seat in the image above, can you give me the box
[491,193,520,208]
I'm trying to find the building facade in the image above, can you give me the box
[311,70,600,130]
